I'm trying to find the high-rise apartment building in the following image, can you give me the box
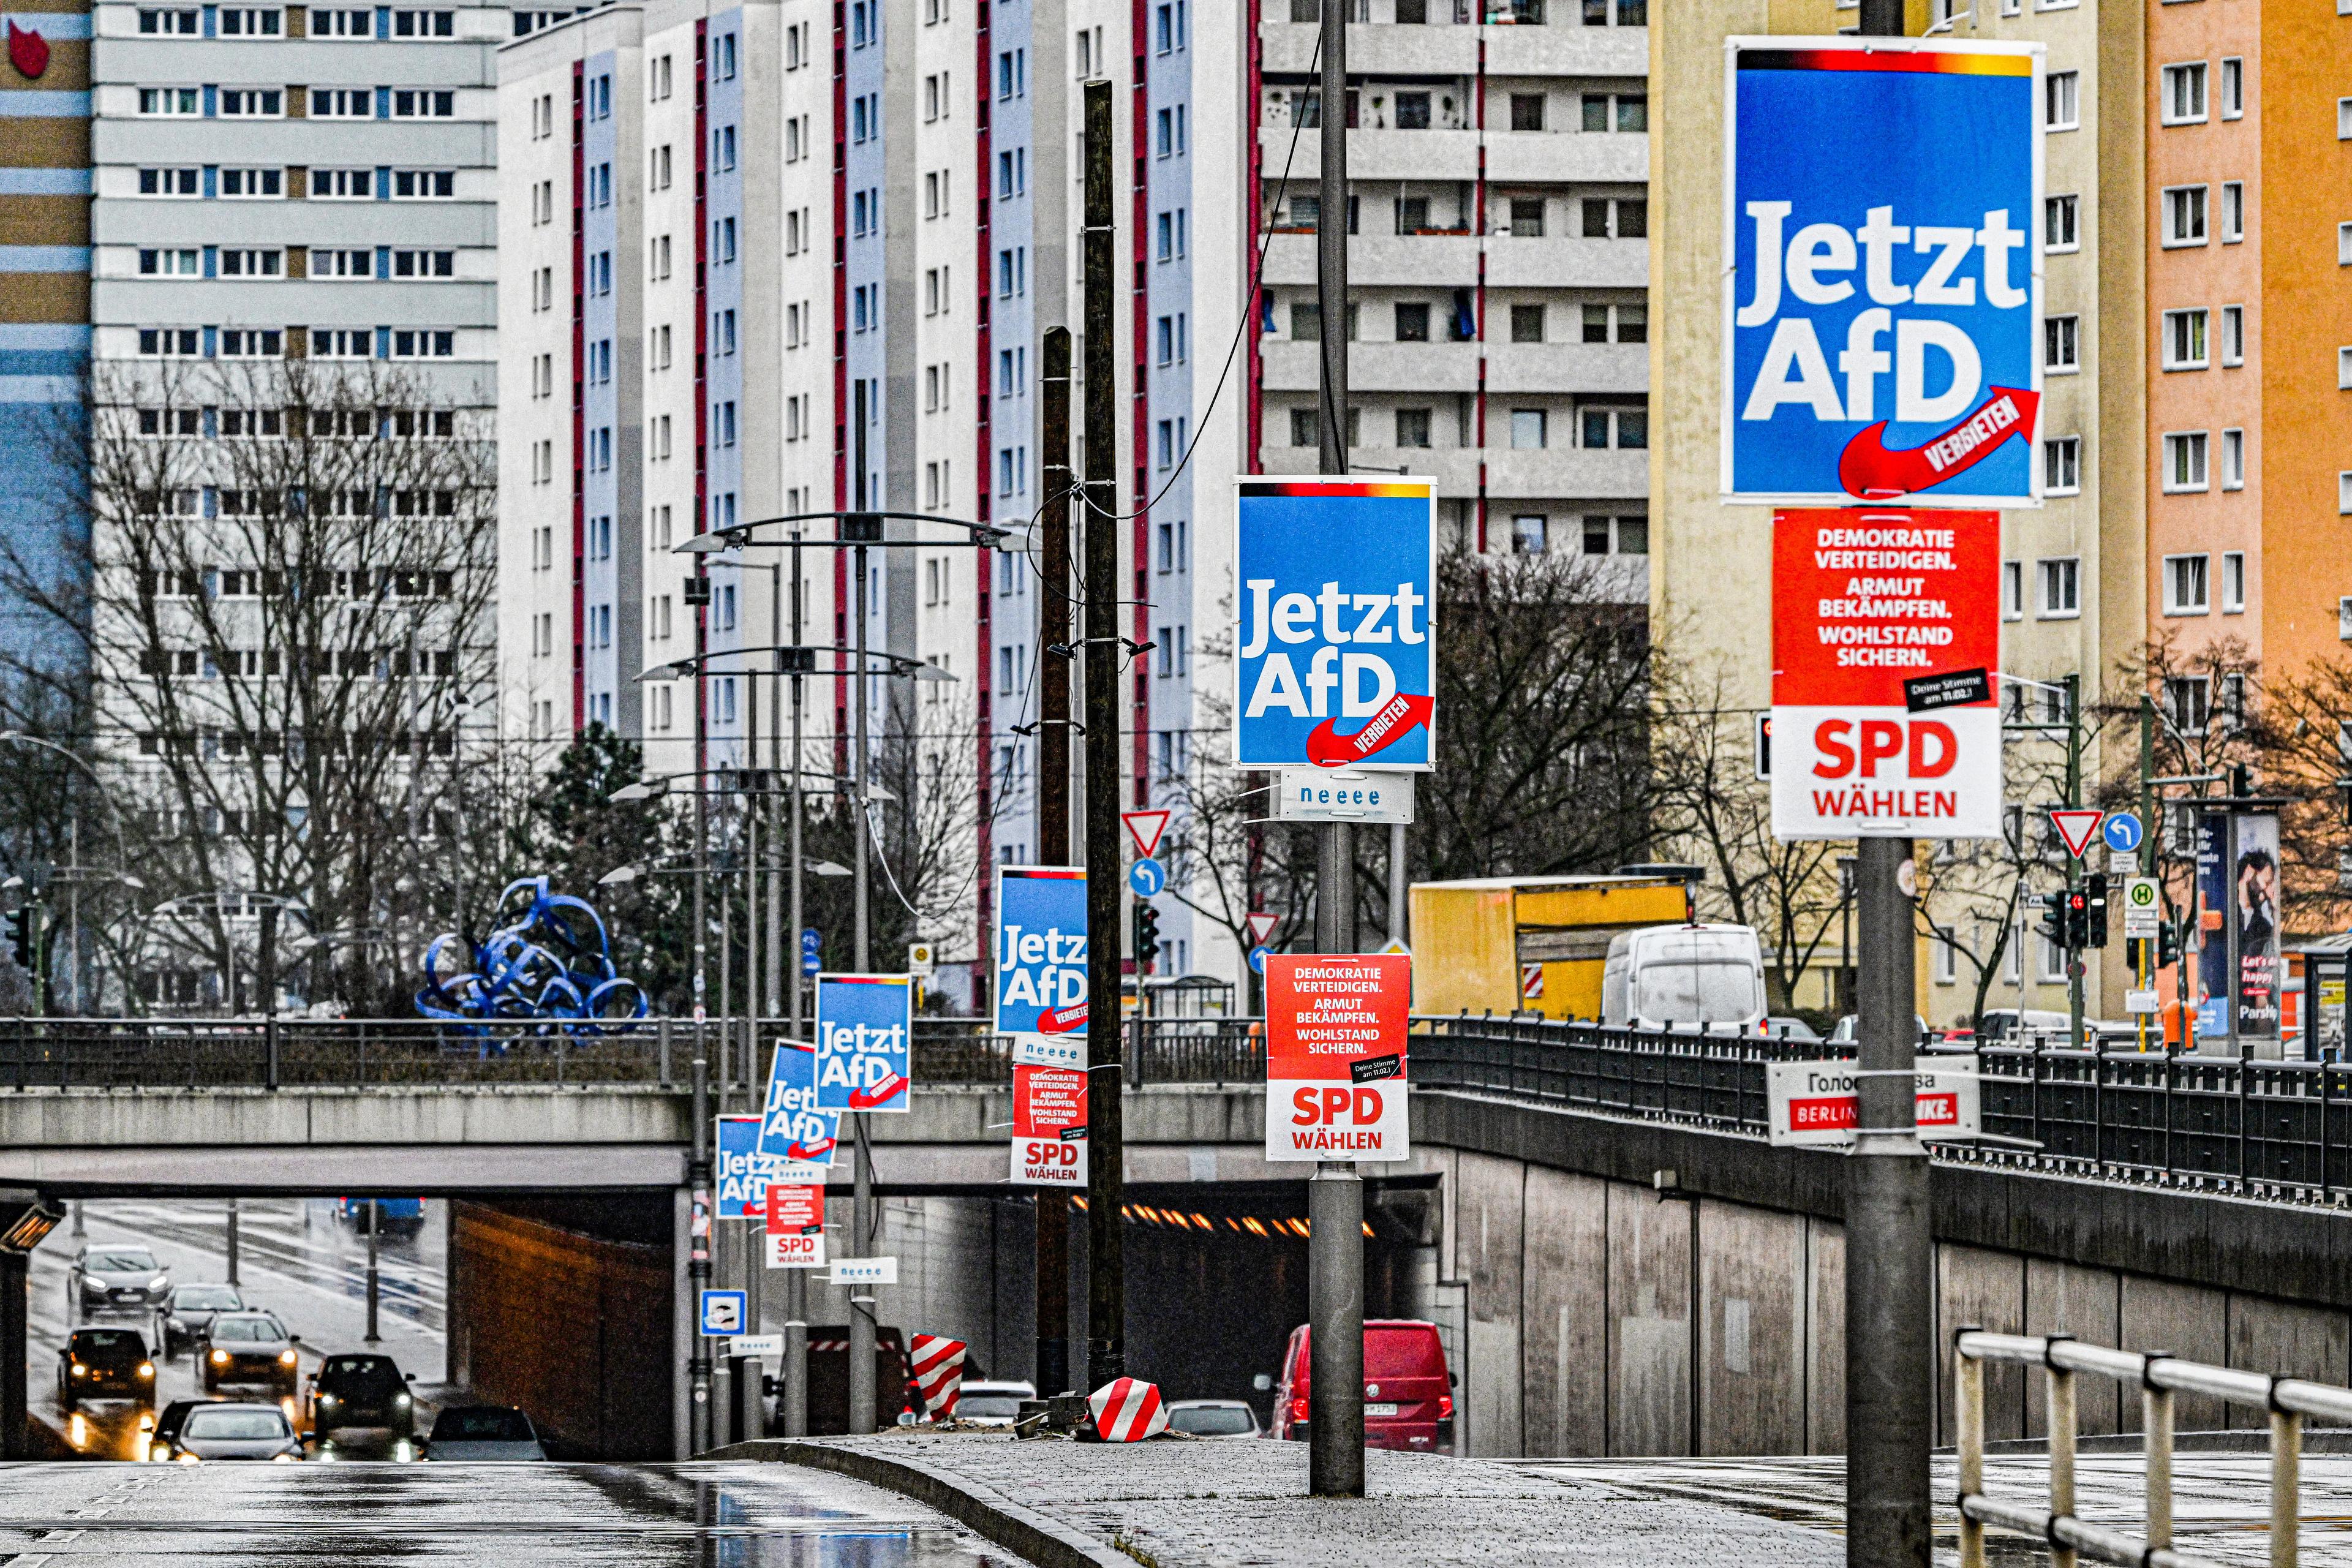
[498,0,1653,998]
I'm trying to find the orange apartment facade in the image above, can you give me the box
[2147,2,2352,692]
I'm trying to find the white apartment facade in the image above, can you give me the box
[497,0,1653,1003]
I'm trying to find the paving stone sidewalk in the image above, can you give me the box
[808,1431,1844,1568]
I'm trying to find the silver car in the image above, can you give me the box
[158,1402,306,1463]
[949,1379,1035,1427]
[423,1405,546,1461]
[70,1245,171,1321]
[1166,1399,1263,1439]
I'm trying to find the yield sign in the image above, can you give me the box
[1122,809,1171,859]
[1244,911,1279,947]
[2049,809,2105,859]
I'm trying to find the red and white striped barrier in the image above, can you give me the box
[1087,1377,1167,1442]
[910,1335,967,1420]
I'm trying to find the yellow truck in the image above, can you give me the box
[1409,874,1697,1022]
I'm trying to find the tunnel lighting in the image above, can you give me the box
[1225,1218,1243,1232]
[1362,1222,1375,1239]
[1191,1212,1212,1229]
[1242,1217,1268,1237]
[1071,1196,1088,1212]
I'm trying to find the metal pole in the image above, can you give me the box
[689,1049,713,1452]
[790,534,806,1041]
[2272,1410,2301,1568]
[2049,1355,2078,1568]
[1306,0,1364,1495]
[1036,323,1075,1398]
[66,815,77,1014]
[782,1256,809,1437]
[225,1197,239,1287]
[2065,673,2085,1048]
[364,1199,380,1343]
[848,401,877,1434]
[2138,696,2156,1052]
[259,902,279,1092]
[1956,1349,1984,1568]
[1845,839,1931,1567]
[1080,77,1126,1396]
[767,560,785,1031]
[1387,823,1407,947]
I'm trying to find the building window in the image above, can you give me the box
[217,88,284,117]
[2044,315,2079,372]
[2220,57,2243,118]
[2002,560,2024,621]
[1395,407,1431,448]
[137,167,200,197]
[138,87,201,116]
[2046,71,2079,130]
[1510,409,1546,450]
[2222,428,2245,489]
[2164,554,2210,616]
[2163,431,2210,492]
[2038,557,2079,619]
[2162,309,2209,370]
[2340,97,2352,140]
[2222,551,2246,613]
[2163,185,2208,247]
[2045,194,2079,253]
[2222,182,2244,243]
[2165,676,2211,735]
[2043,435,2080,495]
[1512,515,1547,554]
[2160,61,2207,124]
[2221,305,2244,366]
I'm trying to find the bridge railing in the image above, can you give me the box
[1952,1328,2352,1568]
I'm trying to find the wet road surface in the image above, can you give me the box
[29,1200,448,1463]
[0,1460,1037,1566]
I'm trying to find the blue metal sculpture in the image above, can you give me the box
[416,876,649,1028]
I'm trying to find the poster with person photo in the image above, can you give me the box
[2234,813,2282,1041]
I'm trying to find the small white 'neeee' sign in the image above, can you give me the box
[725,1334,785,1359]
[1274,767,1415,824]
[829,1256,898,1285]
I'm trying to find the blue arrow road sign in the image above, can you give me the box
[1128,858,1166,898]
[801,927,821,977]
[1249,945,1272,976]
[2103,812,2144,853]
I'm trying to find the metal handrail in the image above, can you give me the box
[1954,1328,2340,1568]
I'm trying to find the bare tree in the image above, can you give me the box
[0,358,499,1012]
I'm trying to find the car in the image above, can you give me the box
[154,1401,306,1463]
[948,1379,1034,1427]
[69,1245,171,1320]
[1166,1399,1262,1439]
[57,1327,155,1412]
[1268,1319,1453,1452]
[145,1398,200,1461]
[154,1283,246,1361]
[202,1311,300,1396]
[422,1404,546,1461]
[1764,1016,1823,1043]
[307,1353,417,1439]
[334,1198,427,1238]
[1828,1014,1932,1046]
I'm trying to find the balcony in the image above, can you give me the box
[1261,127,1487,184]
[1482,445,1646,499]
[1485,235,1645,288]
[1485,341,1644,394]
[1484,23,1646,77]
[1261,232,1480,288]
[1256,18,1646,79]
[1261,338,1483,393]
[1485,130,1646,185]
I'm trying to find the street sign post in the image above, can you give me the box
[801,927,821,978]
[996,867,1088,1065]
[2103,812,2144,854]
[756,1041,842,1165]
[1126,859,1166,898]
[814,974,913,1114]
[1011,1064,1088,1186]
[1121,810,1171,859]
[1245,912,1279,948]
[2050,809,2104,859]
[1764,1058,1981,1146]
[1264,953,1411,1162]
[1723,39,2044,507]
[1770,511,2003,839]
[2123,876,2161,940]
[1232,479,1437,771]
[699,1290,747,1337]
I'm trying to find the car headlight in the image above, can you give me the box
[210,1350,228,1364]
[79,1278,103,1294]
[149,1275,168,1289]
[148,1442,170,1462]
[271,1452,296,1463]
[394,1393,410,1408]
[138,1363,154,1378]
[318,1394,335,1406]
[393,1439,415,1462]
[69,1363,85,1378]
[278,1349,297,1366]
[176,1452,200,1464]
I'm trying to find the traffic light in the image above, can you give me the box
[3,905,28,971]
[2157,918,2181,969]
[2084,873,2109,948]
[2064,888,2090,950]
[2036,890,2067,949]
[1133,901,1161,973]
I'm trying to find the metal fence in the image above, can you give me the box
[7,1009,2349,1200]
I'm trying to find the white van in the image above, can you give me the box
[1599,924,1768,1031]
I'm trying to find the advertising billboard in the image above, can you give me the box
[1263,953,1411,1162]
[814,973,913,1114]
[714,1114,777,1219]
[764,1180,827,1269]
[2195,809,2282,1049]
[755,1040,842,1164]
[1724,39,2043,506]
[1770,510,2002,839]
[1233,478,1436,771]
[995,866,1088,1066]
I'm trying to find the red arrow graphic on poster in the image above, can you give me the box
[1837,388,2040,500]
[1037,1002,1087,1034]
[848,1072,910,1110]
[1304,693,1434,767]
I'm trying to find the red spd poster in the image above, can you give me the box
[1011,1064,1087,1186]
[764,1181,827,1269]
[1264,954,1410,1162]
[1771,510,2002,840]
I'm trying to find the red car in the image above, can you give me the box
[1268,1319,1453,1452]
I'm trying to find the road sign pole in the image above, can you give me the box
[1080,77,1127,1396]
[2064,674,2085,1049]
[2139,695,2155,1053]
[1035,324,1075,1400]
[690,1049,712,1453]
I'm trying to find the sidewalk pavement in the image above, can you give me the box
[734,1431,1844,1568]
